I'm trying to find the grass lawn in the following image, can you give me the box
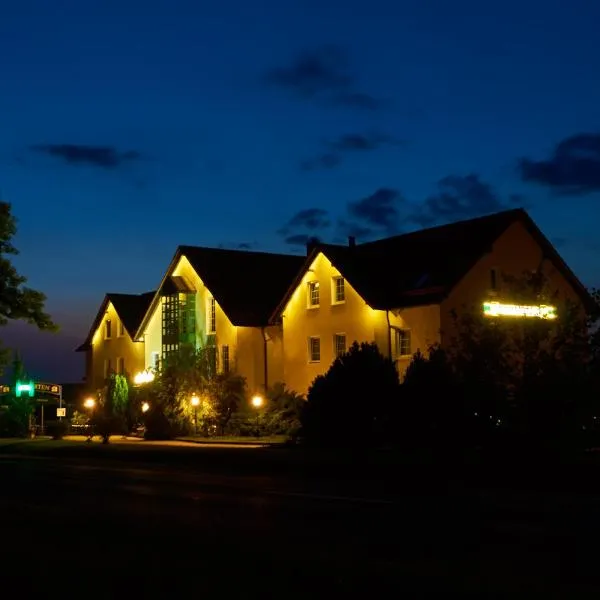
[177,434,289,445]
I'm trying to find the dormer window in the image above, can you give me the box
[105,319,112,339]
[307,281,320,308]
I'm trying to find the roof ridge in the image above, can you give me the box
[359,207,526,247]
[178,244,301,259]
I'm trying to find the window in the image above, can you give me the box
[118,357,125,374]
[105,319,112,339]
[151,351,160,370]
[118,320,125,337]
[222,345,230,374]
[490,268,498,291]
[307,281,320,307]
[308,337,321,362]
[393,329,411,358]
[334,334,346,358]
[332,277,345,303]
[207,297,216,334]
[103,358,112,379]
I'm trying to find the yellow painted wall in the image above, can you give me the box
[387,305,441,377]
[441,220,582,342]
[143,299,162,369]
[89,301,145,391]
[281,252,383,395]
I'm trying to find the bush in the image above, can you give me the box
[301,342,400,447]
[262,383,304,438]
[46,420,68,440]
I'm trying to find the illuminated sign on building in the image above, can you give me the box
[483,301,557,320]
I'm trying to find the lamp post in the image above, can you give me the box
[191,395,200,435]
[84,397,95,441]
[141,402,150,413]
[251,394,263,437]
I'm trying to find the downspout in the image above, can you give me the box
[386,310,392,359]
[261,326,268,393]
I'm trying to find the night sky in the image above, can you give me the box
[2,0,600,383]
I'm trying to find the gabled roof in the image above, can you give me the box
[76,291,155,352]
[135,246,305,336]
[271,208,595,319]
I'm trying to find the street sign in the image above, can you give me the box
[35,383,61,395]
[16,380,35,398]
[56,408,66,417]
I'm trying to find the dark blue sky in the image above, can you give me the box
[2,0,600,382]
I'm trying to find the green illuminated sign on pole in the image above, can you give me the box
[15,380,35,398]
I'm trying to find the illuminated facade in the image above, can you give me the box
[78,209,593,397]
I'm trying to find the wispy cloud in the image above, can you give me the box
[411,174,519,227]
[347,187,403,234]
[30,144,143,169]
[301,132,402,171]
[264,45,383,111]
[278,208,331,236]
[519,133,600,195]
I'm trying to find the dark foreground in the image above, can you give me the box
[1,441,600,598]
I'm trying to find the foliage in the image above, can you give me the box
[0,353,35,437]
[401,271,600,455]
[0,202,57,372]
[262,382,304,438]
[46,420,68,440]
[91,373,130,443]
[301,342,400,447]
[144,344,246,439]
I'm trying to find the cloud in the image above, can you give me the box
[301,132,401,171]
[284,234,321,247]
[519,133,600,195]
[218,241,257,251]
[300,153,342,171]
[347,188,402,233]
[411,174,516,227]
[335,219,376,242]
[278,208,331,236]
[30,144,143,169]
[264,45,381,111]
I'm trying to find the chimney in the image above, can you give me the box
[306,236,320,255]
[348,235,356,248]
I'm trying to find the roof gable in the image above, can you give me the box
[76,291,155,352]
[271,208,594,318]
[135,246,306,335]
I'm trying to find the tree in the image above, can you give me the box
[0,352,35,437]
[204,373,246,435]
[92,373,130,443]
[301,342,400,447]
[443,270,599,453]
[0,202,57,369]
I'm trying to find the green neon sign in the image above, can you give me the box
[15,380,35,398]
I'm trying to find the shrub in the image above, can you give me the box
[301,342,400,447]
[46,420,68,440]
[263,383,304,438]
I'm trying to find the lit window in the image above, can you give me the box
[333,277,345,303]
[105,319,112,339]
[334,334,346,357]
[308,337,321,362]
[118,320,125,337]
[207,297,216,333]
[118,357,125,374]
[222,345,230,374]
[151,351,160,370]
[307,281,320,307]
[393,329,411,358]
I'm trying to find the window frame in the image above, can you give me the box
[308,336,321,363]
[334,333,346,358]
[332,276,345,304]
[117,357,125,375]
[222,345,230,374]
[393,328,412,359]
[105,319,112,340]
[118,320,125,337]
[207,296,216,334]
[306,281,320,308]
